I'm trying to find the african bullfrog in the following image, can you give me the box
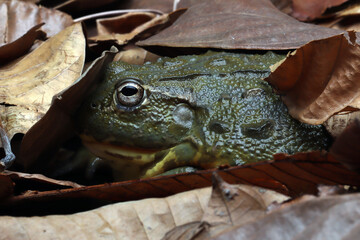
[76,51,330,180]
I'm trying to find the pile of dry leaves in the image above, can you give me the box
[1,0,360,239]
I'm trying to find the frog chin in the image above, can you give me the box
[80,135,163,165]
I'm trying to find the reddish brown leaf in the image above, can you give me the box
[330,120,360,173]
[3,171,83,189]
[116,0,174,13]
[55,0,116,13]
[19,47,118,170]
[291,0,348,21]
[266,31,360,125]
[0,174,13,200]
[270,0,292,14]
[213,192,360,240]
[88,9,185,50]
[96,12,157,35]
[2,152,359,215]
[138,0,343,51]
[0,0,72,42]
[0,23,46,65]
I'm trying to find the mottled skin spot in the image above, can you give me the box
[76,51,330,180]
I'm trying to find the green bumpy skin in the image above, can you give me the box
[76,51,330,180]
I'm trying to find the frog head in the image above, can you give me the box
[76,60,202,179]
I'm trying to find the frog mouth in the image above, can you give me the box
[80,135,163,165]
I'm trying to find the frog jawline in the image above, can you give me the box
[80,135,163,165]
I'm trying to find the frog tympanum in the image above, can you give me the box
[76,51,330,180]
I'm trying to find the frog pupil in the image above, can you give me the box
[121,86,138,96]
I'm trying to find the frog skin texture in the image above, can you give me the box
[76,51,330,180]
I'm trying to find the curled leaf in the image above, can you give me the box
[0,23,85,141]
[330,120,360,173]
[0,0,72,42]
[291,0,348,21]
[0,23,46,65]
[138,0,342,51]
[164,173,288,239]
[214,192,360,240]
[19,46,117,170]
[266,31,360,125]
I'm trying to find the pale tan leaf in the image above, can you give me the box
[0,184,287,240]
[113,47,160,65]
[213,192,360,240]
[0,23,85,139]
[162,174,289,240]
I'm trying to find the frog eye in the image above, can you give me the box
[114,80,145,109]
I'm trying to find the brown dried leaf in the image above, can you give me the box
[0,188,211,239]
[0,0,72,43]
[270,0,292,14]
[113,47,160,65]
[55,0,116,12]
[266,31,360,125]
[3,151,360,215]
[138,0,343,51]
[213,192,360,240]
[116,0,174,13]
[96,12,157,35]
[0,23,85,140]
[89,10,185,47]
[325,3,360,32]
[0,174,13,199]
[0,23,46,65]
[291,0,348,21]
[3,170,83,189]
[163,174,288,240]
[330,120,360,173]
[90,12,158,45]
[0,180,287,239]
[324,111,360,137]
[19,47,117,170]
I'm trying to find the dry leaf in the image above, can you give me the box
[54,0,116,12]
[113,47,160,65]
[89,9,185,48]
[18,47,117,170]
[0,188,211,239]
[138,0,343,51]
[324,111,360,137]
[213,192,360,240]
[116,0,174,13]
[0,23,85,140]
[0,179,287,240]
[0,23,46,65]
[90,12,158,45]
[163,173,288,240]
[3,170,83,188]
[3,150,359,215]
[0,174,13,199]
[96,12,157,35]
[330,120,360,173]
[291,0,348,21]
[266,31,360,125]
[270,0,292,14]
[0,0,72,42]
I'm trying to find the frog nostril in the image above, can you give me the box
[241,119,275,139]
[209,120,230,134]
[90,102,97,109]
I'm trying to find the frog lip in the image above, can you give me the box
[80,135,163,164]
